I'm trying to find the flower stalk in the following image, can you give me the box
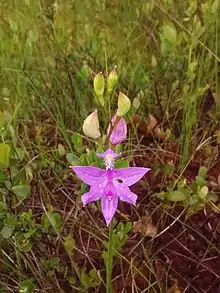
[106,222,114,293]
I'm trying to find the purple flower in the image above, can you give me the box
[107,115,127,145]
[71,149,150,226]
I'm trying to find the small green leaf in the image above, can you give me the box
[195,176,207,187]
[12,185,30,201]
[41,212,63,233]
[115,160,129,168]
[25,166,33,183]
[96,146,104,154]
[72,133,83,147]
[67,276,76,285]
[0,143,10,169]
[1,225,15,238]
[0,202,8,219]
[198,166,207,179]
[115,144,122,154]
[58,144,66,156]
[161,24,177,44]
[66,153,80,165]
[64,234,75,253]
[167,190,186,201]
[15,148,25,161]
[19,280,36,293]
[1,213,18,238]
[0,111,5,128]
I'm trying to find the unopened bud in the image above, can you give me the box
[116,92,131,117]
[132,97,141,110]
[107,114,127,145]
[151,55,157,67]
[107,69,118,94]
[93,72,105,106]
[82,110,101,139]
[132,91,144,110]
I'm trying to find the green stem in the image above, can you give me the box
[106,222,114,293]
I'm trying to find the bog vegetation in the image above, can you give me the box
[0,1,220,292]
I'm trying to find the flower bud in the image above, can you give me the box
[82,110,101,139]
[116,92,131,117]
[107,69,118,94]
[132,97,141,110]
[93,72,105,106]
[151,55,157,68]
[107,114,127,145]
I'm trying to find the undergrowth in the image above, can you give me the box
[0,0,220,292]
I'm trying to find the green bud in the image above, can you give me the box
[116,92,131,117]
[93,72,105,106]
[151,55,157,68]
[132,91,144,110]
[132,97,141,110]
[107,69,118,94]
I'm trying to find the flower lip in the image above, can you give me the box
[96,149,121,170]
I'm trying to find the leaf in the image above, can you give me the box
[64,234,75,253]
[195,175,207,187]
[67,276,76,285]
[41,212,63,233]
[25,166,33,183]
[0,202,8,220]
[167,190,186,201]
[211,0,219,13]
[0,111,5,127]
[161,24,177,44]
[0,225,15,239]
[0,143,10,169]
[58,144,66,156]
[72,133,83,147]
[12,185,31,201]
[15,148,25,161]
[115,160,129,168]
[198,166,207,178]
[133,215,157,238]
[19,280,36,293]
[66,153,80,165]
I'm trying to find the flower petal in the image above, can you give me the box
[101,195,118,226]
[71,166,107,186]
[114,182,137,205]
[81,186,102,206]
[107,115,127,145]
[113,167,151,186]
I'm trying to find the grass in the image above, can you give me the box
[0,0,220,292]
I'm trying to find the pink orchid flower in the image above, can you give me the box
[71,149,150,226]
